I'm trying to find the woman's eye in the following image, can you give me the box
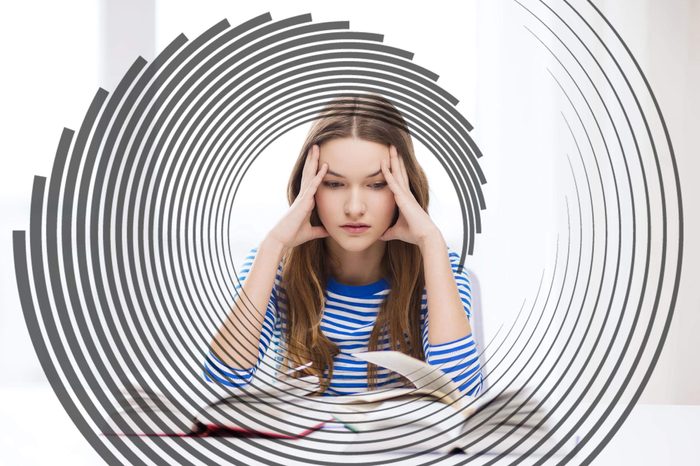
[323,181,386,189]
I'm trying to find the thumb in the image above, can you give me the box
[380,228,395,242]
[310,225,330,240]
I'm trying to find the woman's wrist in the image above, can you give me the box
[262,233,288,259]
[417,227,444,251]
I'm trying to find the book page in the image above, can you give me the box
[352,351,470,411]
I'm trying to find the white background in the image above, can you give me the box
[0,0,698,464]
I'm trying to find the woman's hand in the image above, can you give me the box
[266,145,329,250]
[380,145,441,246]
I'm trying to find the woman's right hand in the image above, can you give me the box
[266,144,329,250]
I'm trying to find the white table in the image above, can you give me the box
[1,385,698,465]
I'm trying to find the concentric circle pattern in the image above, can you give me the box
[13,4,682,465]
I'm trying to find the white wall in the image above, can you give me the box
[469,0,699,406]
[601,0,700,405]
[0,1,99,385]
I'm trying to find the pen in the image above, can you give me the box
[330,414,360,433]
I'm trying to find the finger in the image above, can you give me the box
[297,164,325,210]
[389,146,406,190]
[300,145,319,190]
[305,162,328,196]
[398,152,410,189]
[381,158,402,194]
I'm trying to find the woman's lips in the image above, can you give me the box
[341,225,370,234]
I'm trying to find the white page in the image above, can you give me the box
[352,351,469,410]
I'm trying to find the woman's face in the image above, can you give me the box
[315,137,397,252]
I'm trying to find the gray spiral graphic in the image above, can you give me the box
[12,3,682,465]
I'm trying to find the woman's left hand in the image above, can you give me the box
[380,145,441,246]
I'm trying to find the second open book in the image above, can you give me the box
[107,351,574,455]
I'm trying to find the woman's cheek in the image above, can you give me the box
[314,192,332,223]
[379,193,397,225]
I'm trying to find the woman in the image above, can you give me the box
[204,95,483,397]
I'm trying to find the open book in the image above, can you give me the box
[104,351,576,455]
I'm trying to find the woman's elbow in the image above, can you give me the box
[202,350,256,387]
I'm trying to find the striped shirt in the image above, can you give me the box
[204,246,483,397]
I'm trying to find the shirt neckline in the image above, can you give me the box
[326,276,390,297]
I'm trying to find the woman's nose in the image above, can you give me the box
[344,188,366,216]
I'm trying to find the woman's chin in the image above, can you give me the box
[324,233,379,253]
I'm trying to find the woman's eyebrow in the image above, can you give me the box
[326,168,382,178]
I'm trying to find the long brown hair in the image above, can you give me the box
[281,95,430,393]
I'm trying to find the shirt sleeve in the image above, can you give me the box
[421,246,483,397]
[203,246,280,387]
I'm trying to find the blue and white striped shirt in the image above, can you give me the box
[204,246,483,397]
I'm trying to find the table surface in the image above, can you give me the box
[1,385,698,465]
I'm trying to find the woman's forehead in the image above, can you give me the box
[319,138,389,177]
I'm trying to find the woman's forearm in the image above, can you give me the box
[209,235,286,368]
[419,230,472,344]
